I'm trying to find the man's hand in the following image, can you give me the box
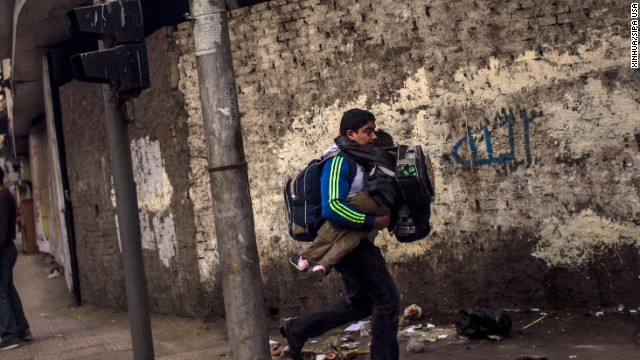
[374,214,391,230]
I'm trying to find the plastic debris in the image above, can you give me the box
[47,269,62,279]
[406,335,425,353]
[359,322,371,338]
[324,335,341,350]
[340,335,355,342]
[487,334,504,341]
[344,320,368,332]
[340,342,358,350]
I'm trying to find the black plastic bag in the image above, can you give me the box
[454,309,512,340]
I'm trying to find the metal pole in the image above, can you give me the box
[188,1,271,359]
[101,70,155,360]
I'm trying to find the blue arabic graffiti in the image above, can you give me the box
[452,109,539,168]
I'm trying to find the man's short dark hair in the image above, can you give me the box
[0,167,4,184]
[340,109,376,136]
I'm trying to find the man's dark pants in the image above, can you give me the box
[0,242,29,341]
[288,239,400,360]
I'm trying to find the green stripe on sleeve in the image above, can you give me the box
[328,156,365,223]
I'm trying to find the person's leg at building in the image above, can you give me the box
[282,240,400,360]
[0,242,29,349]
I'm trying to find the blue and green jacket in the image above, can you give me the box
[320,151,376,230]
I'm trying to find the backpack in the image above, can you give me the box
[333,138,435,243]
[389,145,435,243]
[284,151,356,242]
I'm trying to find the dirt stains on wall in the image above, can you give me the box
[218,0,640,313]
[59,0,640,317]
[534,209,640,267]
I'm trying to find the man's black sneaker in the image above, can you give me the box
[19,329,31,341]
[279,317,304,360]
[0,338,20,351]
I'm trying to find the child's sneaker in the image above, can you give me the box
[300,264,326,281]
[289,254,309,271]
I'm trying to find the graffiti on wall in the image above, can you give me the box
[452,109,540,168]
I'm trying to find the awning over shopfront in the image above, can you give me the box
[0,0,269,139]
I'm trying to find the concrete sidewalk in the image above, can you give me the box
[8,252,231,360]
[6,251,640,359]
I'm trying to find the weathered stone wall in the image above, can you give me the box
[59,28,224,318]
[216,0,638,315]
[59,81,127,310]
[59,0,640,319]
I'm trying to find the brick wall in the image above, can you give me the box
[59,28,223,318]
[59,0,639,318]
[218,0,639,314]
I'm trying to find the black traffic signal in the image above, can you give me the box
[67,0,149,99]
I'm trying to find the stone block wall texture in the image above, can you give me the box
[59,28,223,318]
[59,0,639,318]
[220,0,640,315]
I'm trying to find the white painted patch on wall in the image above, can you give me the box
[139,209,178,266]
[152,212,177,268]
[130,136,174,212]
[140,210,155,250]
[533,209,640,268]
[111,137,177,268]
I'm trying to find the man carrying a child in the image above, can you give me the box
[281,109,400,360]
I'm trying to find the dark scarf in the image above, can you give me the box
[334,136,400,207]
[334,136,396,171]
